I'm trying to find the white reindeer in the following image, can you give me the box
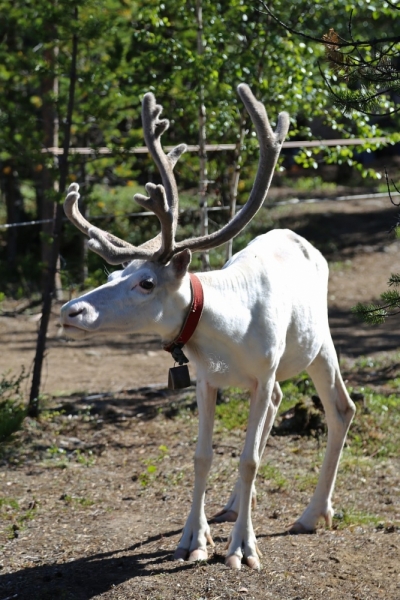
[60,84,355,570]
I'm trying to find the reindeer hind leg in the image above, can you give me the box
[290,337,355,533]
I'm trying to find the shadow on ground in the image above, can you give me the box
[0,529,184,600]
[329,307,400,357]
[271,203,399,259]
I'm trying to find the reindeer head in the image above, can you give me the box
[61,84,289,339]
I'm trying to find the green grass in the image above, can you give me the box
[258,463,287,491]
[0,400,26,443]
[215,375,318,433]
[0,496,38,539]
[328,259,353,272]
[215,389,250,432]
[347,387,400,457]
[333,508,383,530]
[61,495,96,508]
[0,369,27,443]
[280,175,338,194]
[214,372,399,461]
[279,373,317,413]
[294,472,319,492]
[388,377,400,391]
[339,451,376,477]
[42,445,97,469]
[138,445,170,488]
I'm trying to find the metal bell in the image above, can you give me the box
[168,365,191,389]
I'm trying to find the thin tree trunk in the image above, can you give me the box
[225,111,247,261]
[225,28,269,262]
[3,163,22,272]
[40,42,62,299]
[78,158,88,284]
[196,0,210,270]
[29,9,78,417]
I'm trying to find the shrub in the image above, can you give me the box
[0,369,27,442]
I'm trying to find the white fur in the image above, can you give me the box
[60,228,355,570]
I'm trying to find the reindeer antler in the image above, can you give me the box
[64,84,289,265]
[172,84,289,254]
[64,92,187,264]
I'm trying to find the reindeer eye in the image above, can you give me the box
[139,279,155,291]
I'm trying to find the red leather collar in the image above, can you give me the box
[164,273,204,355]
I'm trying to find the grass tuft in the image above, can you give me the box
[0,369,27,443]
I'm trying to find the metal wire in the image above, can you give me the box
[1,192,398,230]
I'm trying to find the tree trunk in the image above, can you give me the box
[2,163,23,273]
[29,10,78,417]
[39,42,62,299]
[225,112,247,262]
[78,159,88,285]
[196,0,210,270]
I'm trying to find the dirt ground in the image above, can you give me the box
[0,196,399,599]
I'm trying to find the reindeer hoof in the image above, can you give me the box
[209,509,238,523]
[173,547,188,561]
[225,554,242,570]
[289,521,315,534]
[189,548,208,562]
[245,555,261,570]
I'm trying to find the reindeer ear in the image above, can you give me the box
[170,249,192,278]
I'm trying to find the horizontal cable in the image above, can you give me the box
[1,192,398,230]
[42,137,392,155]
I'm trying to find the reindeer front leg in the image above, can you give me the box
[212,382,283,523]
[173,379,217,562]
[225,377,276,570]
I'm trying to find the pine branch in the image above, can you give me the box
[388,274,400,287]
[260,2,400,49]
[352,303,388,325]
[352,276,400,325]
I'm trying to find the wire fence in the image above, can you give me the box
[0,135,397,230]
[1,192,398,231]
[42,136,392,154]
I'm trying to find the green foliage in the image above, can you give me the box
[0,369,27,442]
[2,0,396,294]
[264,0,400,118]
[352,272,400,324]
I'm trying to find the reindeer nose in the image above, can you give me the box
[60,302,85,323]
[68,307,85,318]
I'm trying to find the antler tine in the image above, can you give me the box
[141,93,187,196]
[64,92,187,266]
[84,94,187,265]
[64,183,93,236]
[64,184,157,265]
[171,84,290,256]
[134,182,174,260]
[109,92,185,263]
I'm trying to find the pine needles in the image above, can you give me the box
[322,27,400,117]
[352,274,400,324]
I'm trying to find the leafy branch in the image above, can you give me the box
[260,1,400,116]
[352,274,400,324]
